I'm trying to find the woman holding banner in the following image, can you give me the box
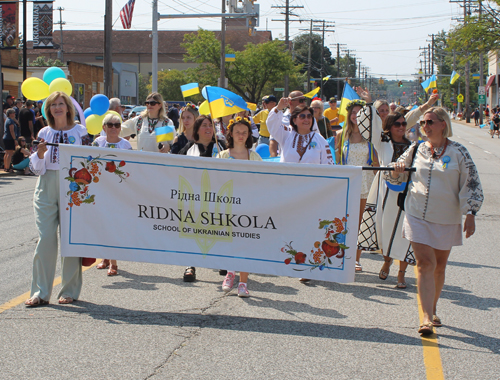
[388,107,483,334]
[177,115,226,282]
[217,116,262,297]
[93,113,133,276]
[25,91,92,307]
[120,92,173,153]
[170,103,199,154]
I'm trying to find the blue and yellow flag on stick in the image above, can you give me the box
[323,75,331,81]
[202,86,249,119]
[450,71,460,85]
[225,54,236,62]
[155,125,175,143]
[421,75,437,92]
[304,87,320,98]
[339,82,360,118]
[180,83,200,97]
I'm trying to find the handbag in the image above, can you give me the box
[397,144,418,211]
[82,257,96,267]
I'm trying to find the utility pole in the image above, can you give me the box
[54,7,66,62]
[22,0,27,80]
[220,0,226,88]
[479,0,484,125]
[104,0,113,97]
[152,0,158,92]
[306,20,313,92]
[271,1,303,96]
[464,0,471,123]
[337,44,340,97]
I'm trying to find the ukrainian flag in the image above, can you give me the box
[246,102,257,112]
[450,71,460,84]
[421,75,437,92]
[304,87,320,98]
[180,83,200,97]
[339,82,360,117]
[155,125,175,143]
[323,75,331,81]
[225,54,236,62]
[203,86,249,119]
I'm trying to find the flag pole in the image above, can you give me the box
[205,92,222,156]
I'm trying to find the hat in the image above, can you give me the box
[6,95,14,100]
[263,95,277,103]
[329,97,337,103]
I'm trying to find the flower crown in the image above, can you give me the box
[346,99,366,111]
[228,116,250,128]
[182,103,197,112]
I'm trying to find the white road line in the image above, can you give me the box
[484,151,492,154]
[469,141,475,145]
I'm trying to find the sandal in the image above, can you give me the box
[25,295,49,307]
[396,270,407,289]
[432,315,443,327]
[379,258,393,280]
[355,261,362,272]
[58,296,74,304]
[107,264,118,276]
[96,259,110,269]
[183,267,196,282]
[418,322,434,335]
[299,278,310,283]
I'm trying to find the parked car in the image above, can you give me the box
[128,106,146,119]
[122,105,135,119]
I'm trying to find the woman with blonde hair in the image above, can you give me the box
[388,107,483,334]
[25,91,91,307]
[120,92,174,153]
[171,103,199,154]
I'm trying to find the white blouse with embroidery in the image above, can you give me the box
[29,124,89,175]
[267,107,333,165]
[92,136,133,150]
[120,115,174,152]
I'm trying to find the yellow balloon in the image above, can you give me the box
[199,100,210,115]
[85,114,105,135]
[21,77,50,101]
[104,110,123,123]
[49,78,73,97]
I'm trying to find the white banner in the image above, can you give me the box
[59,145,361,283]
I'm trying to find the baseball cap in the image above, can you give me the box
[263,95,277,103]
[329,97,337,103]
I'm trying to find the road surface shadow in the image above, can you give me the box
[439,326,500,354]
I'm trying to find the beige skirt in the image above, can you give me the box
[402,214,462,250]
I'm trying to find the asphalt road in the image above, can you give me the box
[0,122,499,380]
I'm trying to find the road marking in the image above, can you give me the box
[469,141,475,145]
[414,266,445,380]
[0,262,97,314]
[484,151,491,154]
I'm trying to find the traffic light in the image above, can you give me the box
[245,1,259,36]
[398,81,403,87]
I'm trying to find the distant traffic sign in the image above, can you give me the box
[478,86,485,95]
[457,94,464,102]
[274,88,285,92]
[478,94,486,104]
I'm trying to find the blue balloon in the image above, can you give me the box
[41,100,47,119]
[43,67,66,85]
[90,94,110,116]
[83,107,93,119]
[255,144,270,159]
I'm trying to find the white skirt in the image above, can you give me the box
[402,214,462,250]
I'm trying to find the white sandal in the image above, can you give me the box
[355,261,363,272]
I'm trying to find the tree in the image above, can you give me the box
[29,56,64,67]
[138,73,150,105]
[182,29,299,103]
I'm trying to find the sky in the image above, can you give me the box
[23,0,465,80]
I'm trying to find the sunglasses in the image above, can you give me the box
[106,123,121,128]
[419,119,439,127]
[297,98,306,103]
[145,101,160,106]
[297,113,313,120]
[393,121,408,127]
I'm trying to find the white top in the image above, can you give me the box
[29,124,89,176]
[386,141,484,224]
[92,136,133,150]
[267,107,333,165]
[120,115,174,152]
[346,141,375,198]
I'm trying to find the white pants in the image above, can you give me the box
[31,170,82,301]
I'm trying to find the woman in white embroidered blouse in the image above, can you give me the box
[120,92,173,153]
[389,107,483,335]
[266,99,333,165]
[25,92,91,307]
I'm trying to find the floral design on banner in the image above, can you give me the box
[282,217,350,271]
[64,155,129,209]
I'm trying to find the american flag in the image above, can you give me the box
[120,0,136,30]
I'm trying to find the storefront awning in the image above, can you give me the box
[486,74,496,95]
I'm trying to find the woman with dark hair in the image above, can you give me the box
[120,92,173,153]
[178,115,226,282]
[11,137,33,175]
[25,91,91,307]
[388,107,483,334]
[266,101,333,164]
[178,115,226,157]
[217,117,262,296]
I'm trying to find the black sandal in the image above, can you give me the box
[183,267,196,282]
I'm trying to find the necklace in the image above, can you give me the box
[429,138,448,159]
